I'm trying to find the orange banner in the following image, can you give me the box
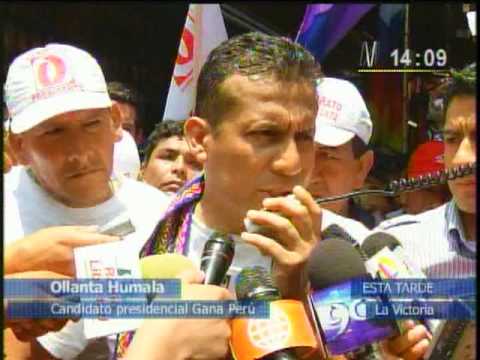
[230,299,317,360]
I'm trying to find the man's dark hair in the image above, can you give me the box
[195,32,322,128]
[352,135,370,158]
[144,120,186,163]
[443,63,476,123]
[107,81,140,105]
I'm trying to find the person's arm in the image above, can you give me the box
[124,270,234,360]
[5,226,119,276]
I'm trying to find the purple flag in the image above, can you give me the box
[296,4,376,61]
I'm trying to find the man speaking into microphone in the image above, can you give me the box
[116,31,329,358]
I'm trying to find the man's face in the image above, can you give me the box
[308,141,371,214]
[115,101,138,140]
[200,75,317,220]
[443,95,476,214]
[12,108,121,207]
[143,135,201,193]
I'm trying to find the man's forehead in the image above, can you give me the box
[36,108,109,128]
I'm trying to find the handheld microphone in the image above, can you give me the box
[321,224,369,261]
[307,238,398,359]
[140,253,197,279]
[361,232,425,279]
[360,232,443,335]
[200,232,235,285]
[231,266,318,360]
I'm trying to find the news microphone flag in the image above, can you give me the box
[163,4,228,121]
[296,4,375,62]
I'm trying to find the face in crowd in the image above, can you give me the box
[443,94,476,214]
[308,138,372,214]
[143,133,201,193]
[10,108,122,207]
[115,101,138,140]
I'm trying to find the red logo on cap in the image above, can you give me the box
[31,54,67,89]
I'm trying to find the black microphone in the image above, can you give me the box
[307,238,399,359]
[321,224,369,261]
[200,232,235,285]
[235,267,297,360]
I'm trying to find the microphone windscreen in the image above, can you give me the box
[361,232,402,259]
[322,224,358,245]
[140,254,196,279]
[307,238,368,290]
[235,266,279,300]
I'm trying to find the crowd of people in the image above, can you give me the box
[3,30,476,360]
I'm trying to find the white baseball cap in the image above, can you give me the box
[4,43,112,134]
[314,77,372,146]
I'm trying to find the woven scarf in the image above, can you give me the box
[115,174,205,358]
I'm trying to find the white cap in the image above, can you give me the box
[113,130,141,179]
[314,77,372,146]
[4,43,112,134]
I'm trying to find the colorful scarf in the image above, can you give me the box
[115,174,205,358]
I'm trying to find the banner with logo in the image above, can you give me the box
[163,4,228,121]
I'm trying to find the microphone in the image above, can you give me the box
[200,232,235,285]
[360,232,442,335]
[307,238,398,359]
[321,224,369,261]
[361,232,426,279]
[140,253,197,279]
[231,266,318,360]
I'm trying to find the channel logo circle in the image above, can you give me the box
[247,306,291,350]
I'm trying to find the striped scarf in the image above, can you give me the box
[115,174,205,358]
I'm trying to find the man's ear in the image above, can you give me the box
[354,150,374,188]
[184,117,211,165]
[110,103,123,143]
[8,133,30,166]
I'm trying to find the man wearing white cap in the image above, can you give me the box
[3,43,171,359]
[308,77,376,229]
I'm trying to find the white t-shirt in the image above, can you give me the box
[4,167,171,360]
[184,207,370,293]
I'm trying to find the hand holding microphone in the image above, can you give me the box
[360,233,433,360]
[230,266,319,360]
[242,186,322,300]
[126,253,234,360]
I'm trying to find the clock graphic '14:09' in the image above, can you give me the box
[390,49,447,68]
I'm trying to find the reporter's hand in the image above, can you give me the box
[379,320,432,360]
[125,269,234,360]
[241,185,321,299]
[5,226,119,276]
[4,271,78,342]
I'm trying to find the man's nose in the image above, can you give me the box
[172,155,187,178]
[452,137,476,166]
[64,139,91,166]
[272,138,302,177]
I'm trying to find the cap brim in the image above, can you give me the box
[10,91,112,134]
[314,124,355,146]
